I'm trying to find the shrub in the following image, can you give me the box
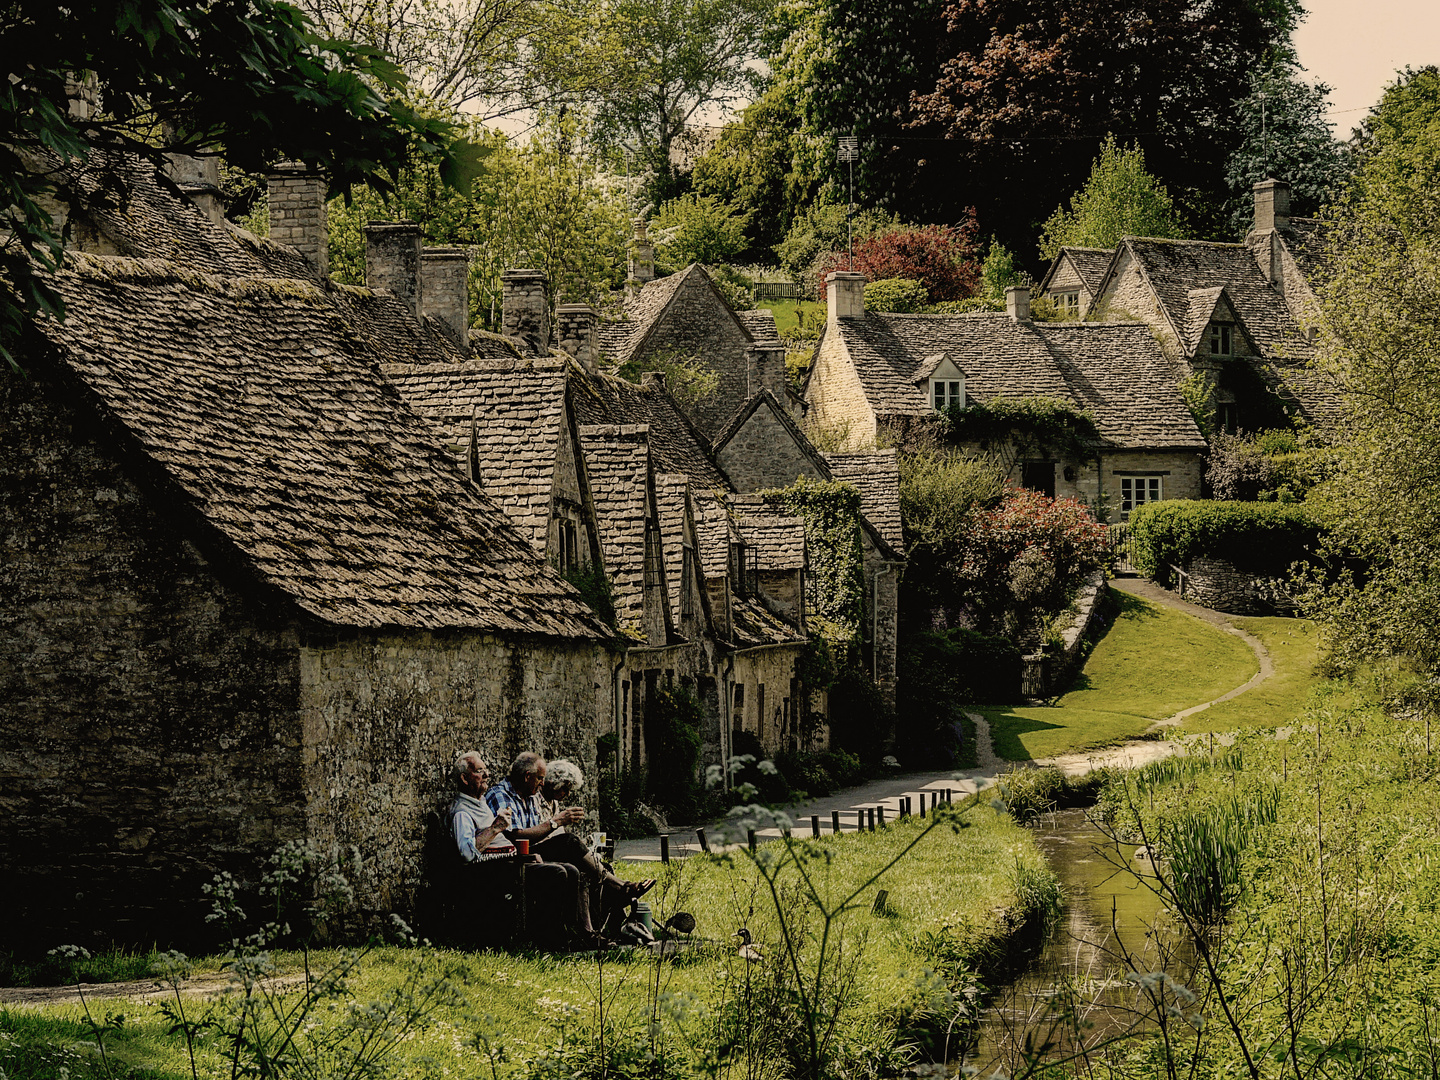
[644,686,707,816]
[1128,499,1322,586]
[816,218,981,302]
[774,200,901,280]
[708,263,755,310]
[652,193,751,269]
[1206,431,1277,500]
[897,628,1021,760]
[863,277,930,312]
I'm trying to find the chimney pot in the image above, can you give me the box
[746,339,787,401]
[501,268,551,355]
[420,247,470,349]
[628,217,655,291]
[364,221,422,316]
[556,304,599,374]
[1252,178,1291,232]
[825,271,867,324]
[1006,285,1031,322]
[165,151,225,225]
[267,162,329,278]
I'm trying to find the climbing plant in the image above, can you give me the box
[763,478,867,646]
[941,395,1100,472]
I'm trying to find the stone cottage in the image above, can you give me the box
[1042,178,1339,432]
[803,273,1207,521]
[1036,246,1114,318]
[0,150,617,947]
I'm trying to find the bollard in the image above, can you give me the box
[868,807,876,832]
[748,829,756,853]
[661,835,670,863]
[945,788,952,804]
[811,815,821,838]
[696,827,709,853]
[919,795,926,819]
[832,809,842,834]
[878,805,886,828]
[931,791,939,812]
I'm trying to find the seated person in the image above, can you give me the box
[492,754,656,933]
[450,751,599,948]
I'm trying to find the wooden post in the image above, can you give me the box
[660,835,670,863]
[696,827,709,853]
[919,796,925,819]
[832,810,842,834]
[811,815,820,838]
[878,805,887,828]
[748,829,756,853]
[868,807,876,832]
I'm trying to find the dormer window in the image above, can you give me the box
[932,378,965,412]
[1055,291,1080,316]
[1209,323,1233,356]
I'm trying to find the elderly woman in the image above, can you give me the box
[533,758,654,928]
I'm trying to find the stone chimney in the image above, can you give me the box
[501,269,550,355]
[1006,285,1031,322]
[826,271,866,325]
[628,218,655,290]
[1253,178,1291,232]
[164,151,225,226]
[746,340,787,401]
[267,162,329,277]
[556,304,599,374]
[365,222,423,317]
[641,371,667,392]
[420,247,470,349]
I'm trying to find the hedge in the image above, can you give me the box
[1128,500,1322,586]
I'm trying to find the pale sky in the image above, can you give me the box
[1293,0,1440,134]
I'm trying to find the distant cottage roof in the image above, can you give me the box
[577,424,655,633]
[35,254,610,639]
[1039,247,1114,296]
[736,516,807,571]
[597,264,760,368]
[736,309,780,340]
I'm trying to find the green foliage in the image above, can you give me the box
[690,96,800,257]
[1161,787,1279,925]
[706,262,757,311]
[1299,66,1440,678]
[0,0,481,368]
[897,628,1020,760]
[1206,430,1335,502]
[0,947,157,988]
[652,193,752,269]
[1128,499,1321,585]
[863,277,929,313]
[765,478,867,644]
[1038,136,1189,261]
[979,238,1023,302]
[774,199,901,283]
[560,561,618,628]
[1177,371,1217,441]
[942,395,1101,467]
[994,765,1111,822]
[1223,60,1351,238]
[643,686,706,814]
[897,450,1007,620]
[615,348,720,414]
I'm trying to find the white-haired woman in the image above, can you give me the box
[536,758,654,927]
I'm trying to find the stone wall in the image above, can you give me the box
[731,643,812,753]
[1067,449,1205,523]
[364,222,422,318]
[1181,555,1296,616]
[266,164,328,277]
[803,330,877,446]
[640,273,752,437]
[0,368,307,948]
[299,632,610,921]
[715,403,822,492]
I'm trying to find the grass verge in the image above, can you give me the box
[982,588,1257,761]
[1181,616,1334,732]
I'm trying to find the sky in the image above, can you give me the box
[1293,0,1440,133]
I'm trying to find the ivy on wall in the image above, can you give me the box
[940,395,1101,468]
[761,477,867,647]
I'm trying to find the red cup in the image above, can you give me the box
[515,839,530,855]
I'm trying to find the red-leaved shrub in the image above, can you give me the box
[817,213,981,301]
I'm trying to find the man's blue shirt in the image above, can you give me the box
[485,778,543,830]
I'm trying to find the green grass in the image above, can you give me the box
[1,809,1051,1080]
[1181,616,1335,732]
[755,299,822,338]
[981,589,1258,761]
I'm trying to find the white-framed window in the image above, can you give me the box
[1055,291,1080,315]
[931,378,964,411]
[1209,323,1233,355]
[1120,476,1162,517]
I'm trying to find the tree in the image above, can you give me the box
[1038,136,1188,260]
[652,193,751,268]
[689,94,805,258]
[815,220,981,301]
[1,0,478,366]
[1300,67,1440,678]
[1222,60,1351,239]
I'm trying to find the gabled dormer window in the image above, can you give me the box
[932,378,965,412]
[1055,291,1080,316]
[1209,323,1233,356]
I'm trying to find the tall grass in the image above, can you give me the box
[1162,787,1279,925]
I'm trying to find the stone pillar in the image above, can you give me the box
[641,370,667,392]
[556,304,599,374]
[420,247,470,349]
[165,152,225,226]
[365,222,423,317]
[1253,177,1291,232]
[1006,285,1031,322]
[267,162,329,277]
[745,339,787,401]
[628,218,655,291]
[825,271,866,325]
[501,269,550,355]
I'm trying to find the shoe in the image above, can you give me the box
[627,878,657,900]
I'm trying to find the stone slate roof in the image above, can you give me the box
[695,496,732,579]
[1040,247,1114,295]
[736,309,779,340]
[570,369,731,492]
[821,451,904,554]
[829,312,1202,448]
[337,287,470,367]
[1279,219,1333,287]
[596,270,692,366]
[36,253,610,639]
[577,424,654,633]
[1034,323,1207,449]
[732,595,802,647]
[379,357,569,552]
[654,473,694,629]
[1116,237,1312,362]
[737,516,806,571]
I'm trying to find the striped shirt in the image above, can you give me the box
[485,779,544,830]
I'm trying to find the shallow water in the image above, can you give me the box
[962,807,1197,1075]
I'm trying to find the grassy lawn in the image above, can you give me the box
[982,588,1257,761]
[2,809,1050,1080]
[755,298,822,338]
[1181,616,1333,732]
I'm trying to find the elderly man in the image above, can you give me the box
[488,753,653,932]
[450,751,601,949]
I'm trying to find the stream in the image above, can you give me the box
[961,807,1198,1075]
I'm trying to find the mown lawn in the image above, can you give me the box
[982,589,1257,761]
[756,299,822,338]
[1180,615,1334,732]
[1,807,1050,1080]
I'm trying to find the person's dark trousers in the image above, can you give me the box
[524,859,592,946]
[535,832,630,931]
